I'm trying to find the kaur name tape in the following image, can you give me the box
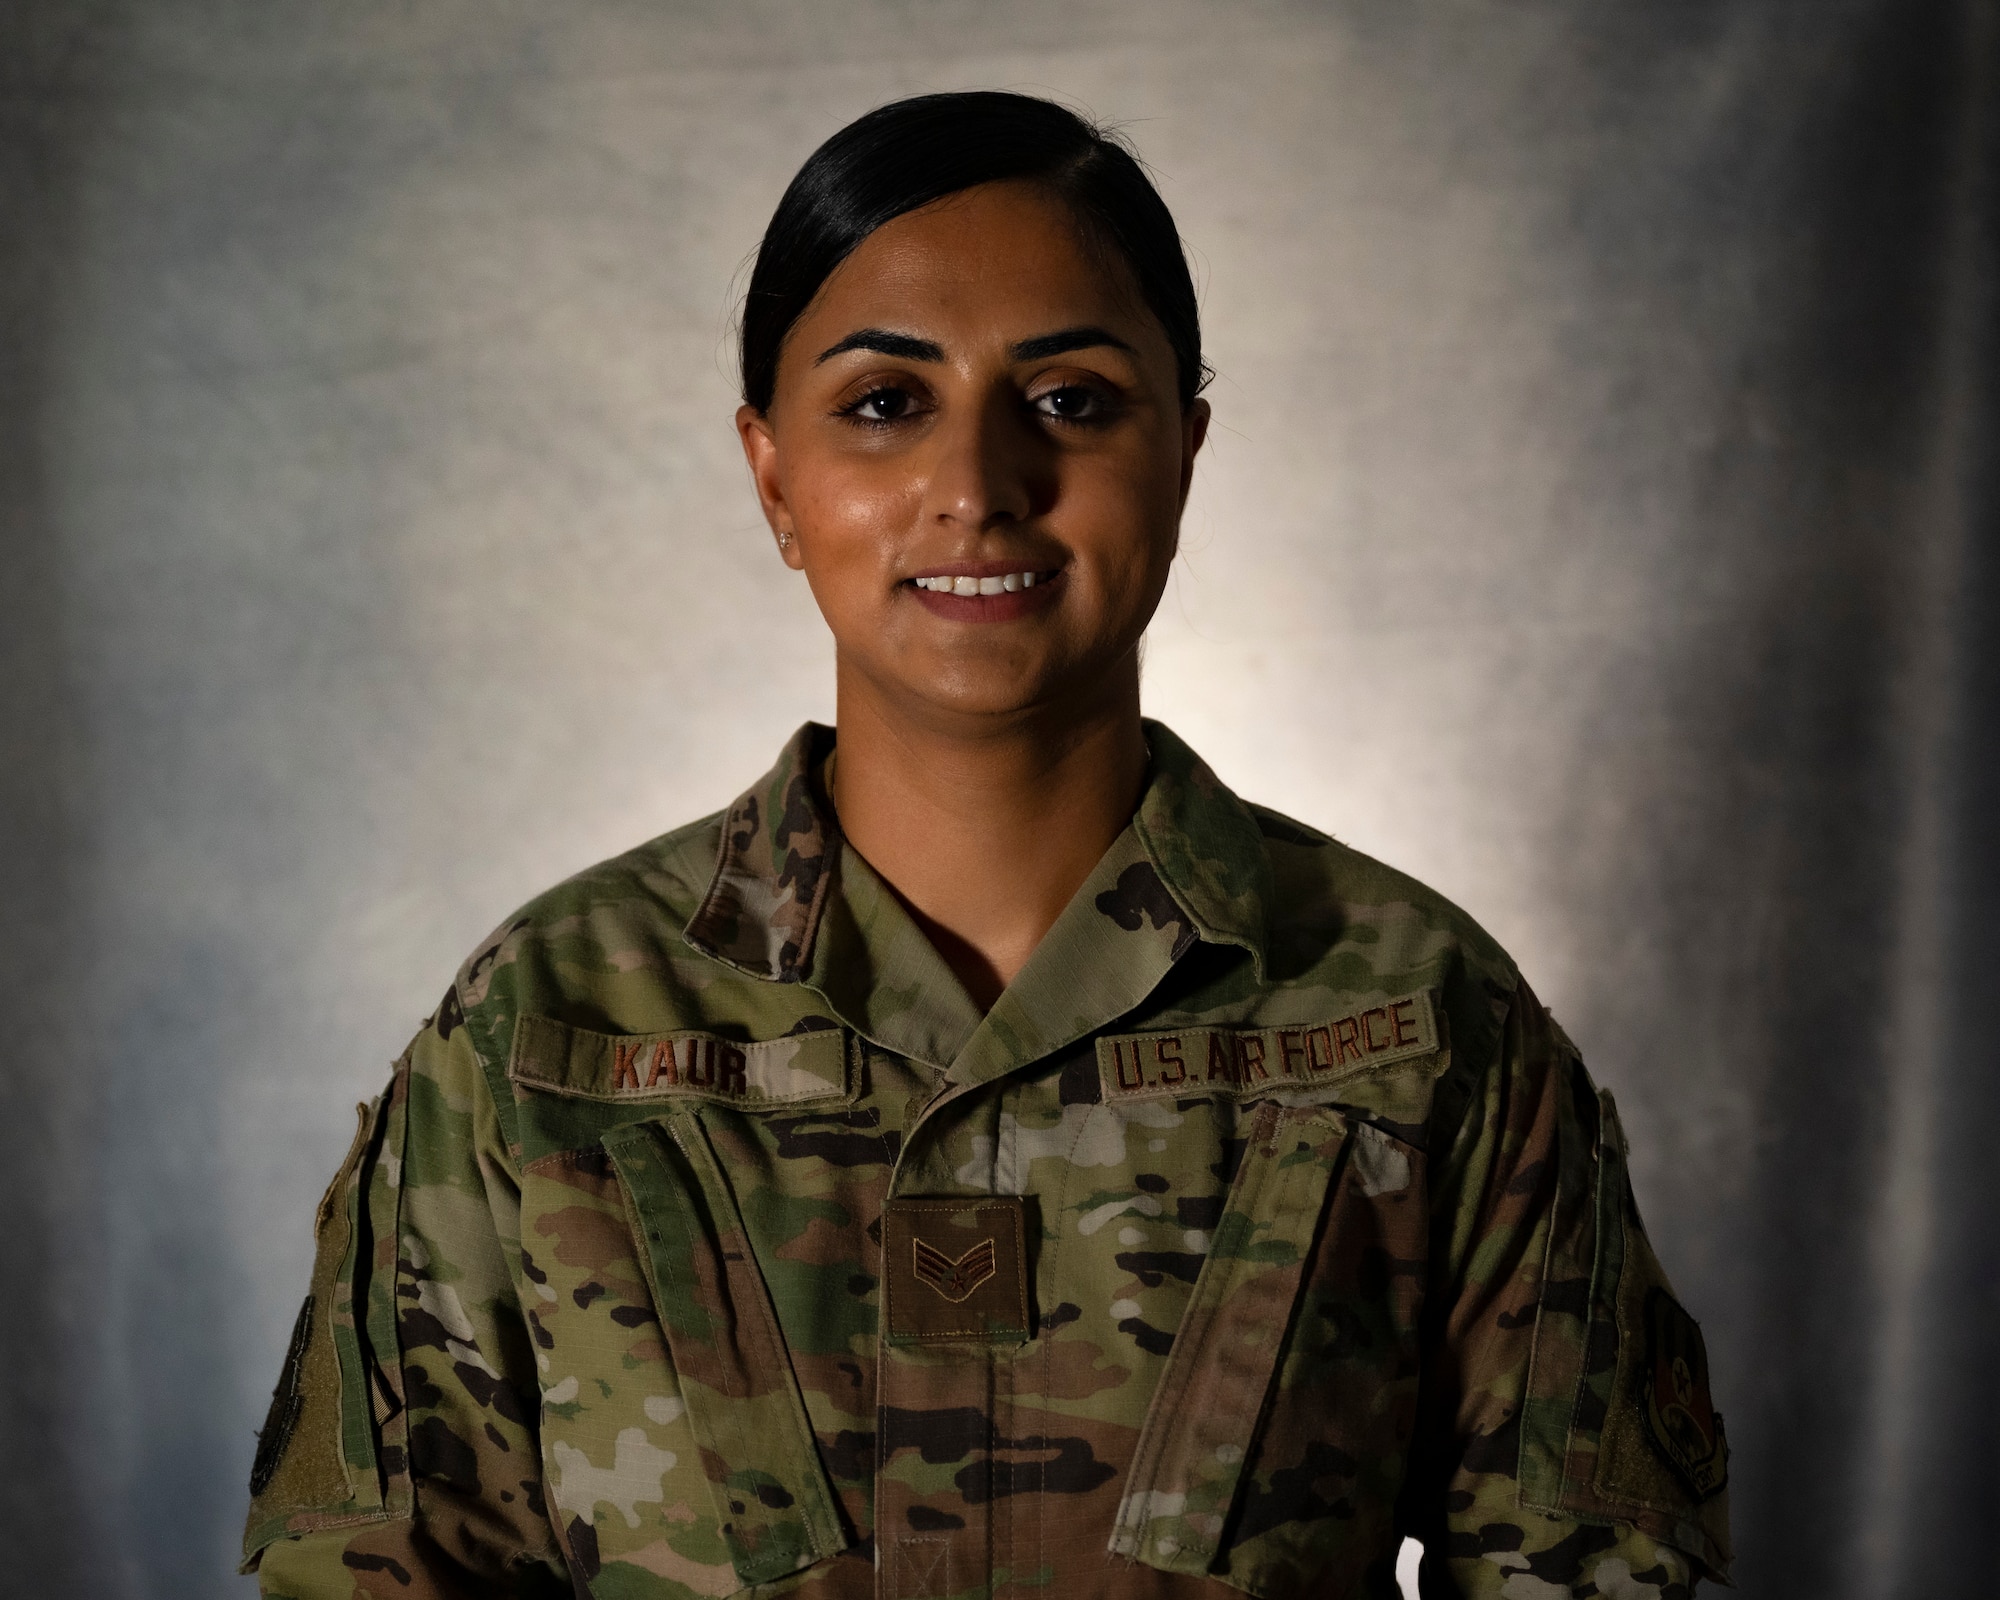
[508,1015,850,1106]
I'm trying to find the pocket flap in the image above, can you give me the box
[1108,1102,1353,1587]
[601,1113,851,1588]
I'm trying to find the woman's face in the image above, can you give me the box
[738,179,1208,728]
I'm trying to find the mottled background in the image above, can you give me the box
[2,2,1995,1595]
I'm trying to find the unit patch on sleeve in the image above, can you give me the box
[1095,991,1440,1102]
[1640,1287,1728,1499]
[508,1014,850,1107]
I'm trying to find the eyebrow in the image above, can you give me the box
[1008,326,1134,362]
[812,324,1136,366]
[814,329,943,365]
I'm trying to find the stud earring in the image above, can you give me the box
[777,530,792,550]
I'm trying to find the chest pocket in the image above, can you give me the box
[1109,1101,1428,1598]
[603,1114,851,1581]
[510,1017,857,1597]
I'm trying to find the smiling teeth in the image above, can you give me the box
[914,571,1039,594]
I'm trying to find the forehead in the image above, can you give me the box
[799,181,1146,335]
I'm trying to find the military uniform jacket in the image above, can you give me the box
[244,723,1731,1600]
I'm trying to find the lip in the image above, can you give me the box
[903,561,1066,622]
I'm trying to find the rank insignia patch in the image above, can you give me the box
[883,1197,1029,1345]
[912,1235,997,1303]
[1641,1287,1727,1499]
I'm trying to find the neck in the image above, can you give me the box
[830,659,1148,1012]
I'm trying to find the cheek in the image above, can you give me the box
[788,449,919,553]
[1066,453,1183,583]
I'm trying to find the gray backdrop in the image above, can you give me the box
[2,2,1995,1595]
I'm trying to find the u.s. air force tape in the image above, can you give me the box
[508,1015,849,1106]
[1096,991,1440,1102]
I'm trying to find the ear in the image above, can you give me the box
[1177,398,1211,510]
[736,404,805,569]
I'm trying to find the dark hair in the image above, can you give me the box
[740,91,1208,413]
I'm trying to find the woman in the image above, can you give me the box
[244,92,1730,1600]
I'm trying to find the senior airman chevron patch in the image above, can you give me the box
[883,1198,1029,1345]
[912,1235,997,1303]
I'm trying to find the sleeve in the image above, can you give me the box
[1398,979,1732,1598]
[242,1002,573,1598]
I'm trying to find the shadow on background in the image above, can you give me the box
[0,1,93,1590]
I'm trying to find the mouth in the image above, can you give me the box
[909,567,1051,596]
[902,562,1065,620]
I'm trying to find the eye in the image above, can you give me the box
[1032,383,1111,423]
[841,385,921,423]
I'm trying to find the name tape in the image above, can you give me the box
[509,1014,849,1106]
[1097,991,1440,1102]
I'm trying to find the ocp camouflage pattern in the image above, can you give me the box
[245,723,1731,1598]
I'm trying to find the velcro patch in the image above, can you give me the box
[1097,991,1439,1102]
[882,1197,1030,1346]
[508,1014,849,1107]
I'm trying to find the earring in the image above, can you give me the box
[777,530,792,550]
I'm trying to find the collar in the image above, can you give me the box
[683,720,1273,1067]
[682,722,840,984]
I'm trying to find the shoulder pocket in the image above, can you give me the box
[1519,1083,1732,1579]
[1109,1103,1428,1597]
[242,1088,398,1567]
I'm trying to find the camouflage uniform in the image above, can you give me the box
[244,722,1731,1599]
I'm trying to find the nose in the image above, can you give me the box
[920,389,1041,533]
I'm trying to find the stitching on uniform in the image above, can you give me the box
[893,1535,949,1598]
[247,1505,393,1545]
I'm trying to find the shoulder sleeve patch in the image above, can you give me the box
[1096,991,1439,1103]
[509,1015,850,1107]
[1639,1286,1728,1499]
